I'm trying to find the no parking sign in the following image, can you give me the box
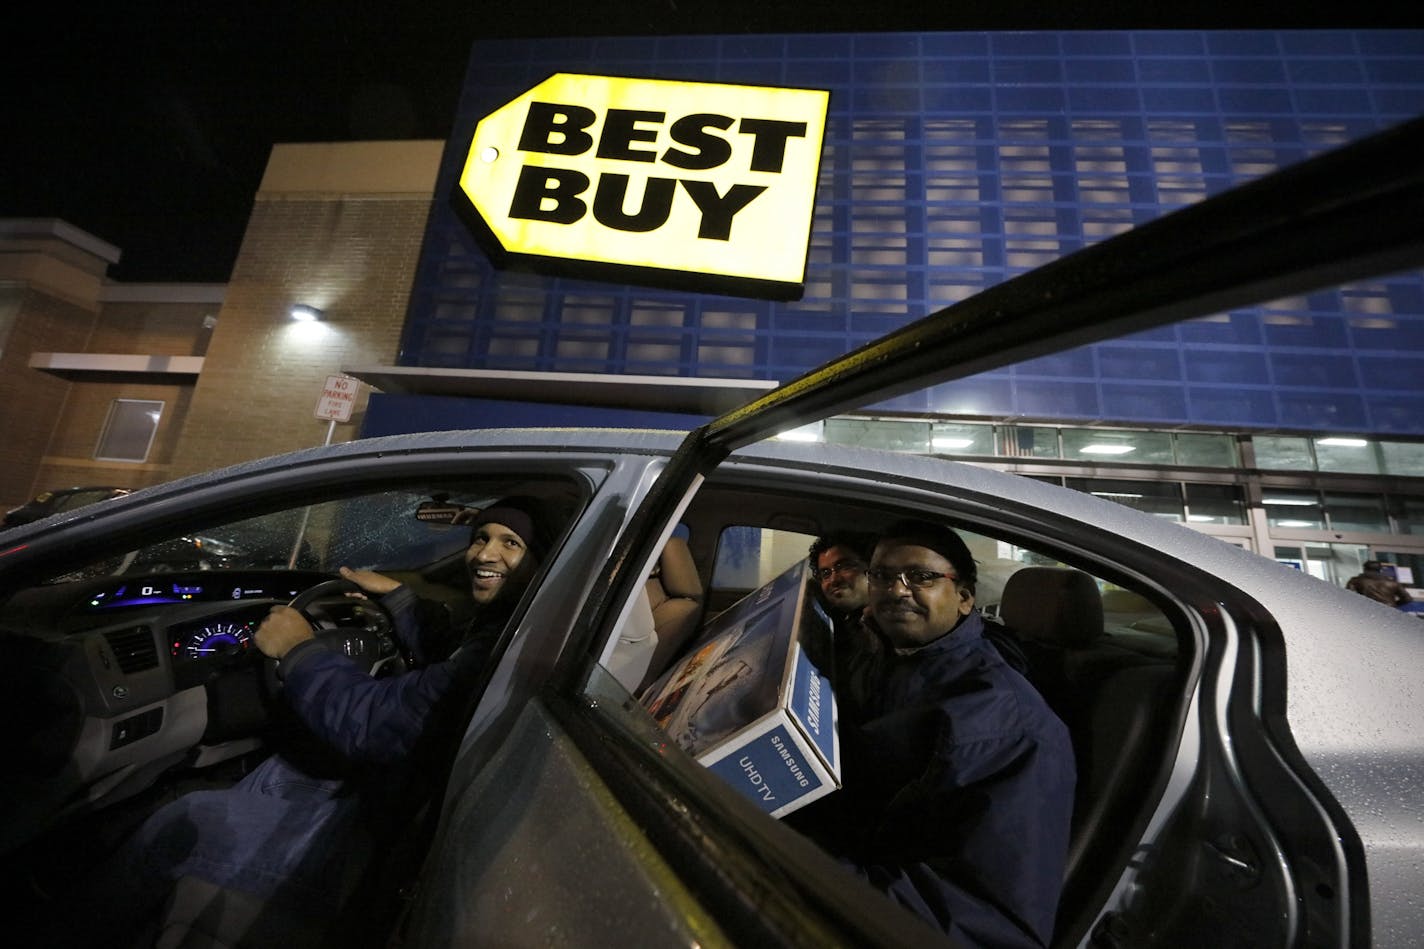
[314,374,358,423]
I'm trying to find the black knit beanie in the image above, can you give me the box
[470,495,553,562]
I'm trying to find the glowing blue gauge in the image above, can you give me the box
[176,621,255,660]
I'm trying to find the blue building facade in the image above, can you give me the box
[382,30,1424,437]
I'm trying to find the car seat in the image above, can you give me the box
[998,566,1178,937]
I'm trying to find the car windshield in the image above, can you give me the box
[47,486,498,583]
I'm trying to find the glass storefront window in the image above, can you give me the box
[1389,498,1424,536]
[1264,489,1325,529]
[930,422,994,455]
[1174,432,1238,468]
[1009,426,1061,458]
[1254,435,1314,471]
[1062,429,1173,464]
[1184,483,1246,524]
[1066,478,1183,521]
[1324,492,1389,533]
[1314,437,1381,474]
[1374,553,1423,587]
[1274,543,1370,586]
[823,418,929,453]
[1381,442,1424,478]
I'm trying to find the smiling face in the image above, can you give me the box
[868,539,974,649]
[464,521,531,605]
[816,544,869,615]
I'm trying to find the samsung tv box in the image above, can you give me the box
[641,560,840,817]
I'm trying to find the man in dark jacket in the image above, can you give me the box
[1346,560,1414,608]
[256,496,547,761]
[65,497,551,945]
[833,519,1075,948]
[808,531,879,674]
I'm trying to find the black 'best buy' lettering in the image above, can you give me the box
[508,102,809,240]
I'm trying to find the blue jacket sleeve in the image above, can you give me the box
[278,644,457,764]
[275,584,466,764]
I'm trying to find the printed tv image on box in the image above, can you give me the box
[641,560,840,817]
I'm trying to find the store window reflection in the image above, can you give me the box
[1382,442,1424,478]
[1255,436,1314,471]
[930,422,994,455]
[823,418,929,453]
[1175,432,1238,468]
[1391,498,1424,536]
[1323,492,1390,533]
[1184,483,1246,525]
[1314,436,1380,474]
[1066,478,1183,520]
[1264,490,1325,530]
[1275,542,1369,585]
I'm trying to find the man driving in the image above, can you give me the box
[54,496,552,946]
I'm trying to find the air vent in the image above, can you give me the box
[104,626,159,674]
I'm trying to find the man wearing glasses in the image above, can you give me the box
[808,531,876,637]
[831,519,1075,948]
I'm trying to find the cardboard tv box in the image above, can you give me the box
[641,559,840,817]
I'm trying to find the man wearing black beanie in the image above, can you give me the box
[828,519,1075,949]
[60,496,553,946]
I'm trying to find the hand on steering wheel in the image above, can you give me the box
[260,578,404,691]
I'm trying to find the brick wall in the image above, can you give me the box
[13,297,218,505]
[169,192,432,478]
[0,287,96,510]
[87,300,216,356]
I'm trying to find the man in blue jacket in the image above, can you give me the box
[64,497,551,945]
[834,519,1075,948]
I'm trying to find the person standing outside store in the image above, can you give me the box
[1346,560,1413,607]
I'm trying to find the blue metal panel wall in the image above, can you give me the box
[397,30,1424,435]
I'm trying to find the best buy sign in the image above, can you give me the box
[458,74,829,299]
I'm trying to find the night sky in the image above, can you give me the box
[4,2,1414,283]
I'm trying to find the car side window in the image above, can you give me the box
[580,476,1190,946]
[707,525,817,616]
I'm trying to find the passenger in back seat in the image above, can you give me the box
[808,531,879,669]
[817,519,1075,948]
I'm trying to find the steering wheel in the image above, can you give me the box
[265,578,406,692]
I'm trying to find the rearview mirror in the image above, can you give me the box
[415,500,479,525]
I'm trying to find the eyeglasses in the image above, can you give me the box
[865,567,956,590]
[814,559,865,582]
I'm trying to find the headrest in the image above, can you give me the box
[999,566,1103,649]
[654,537,702,600]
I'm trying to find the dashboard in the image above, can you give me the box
[0,569,395,850]
[80,573,324,613]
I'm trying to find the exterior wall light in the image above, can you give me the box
[290,304,323,322]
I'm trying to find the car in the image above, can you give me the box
[2,485,130,529]
[1,118,1422,948]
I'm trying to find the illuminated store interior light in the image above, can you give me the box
[1091,491,1143,499]
[1316,437,1369,447]
[932,436,975,450]
[289,304,323,322]
[1276,519,1316,528]
[1079,443,1136,455]
[1263,497,1318,506]
[775,424,822,443]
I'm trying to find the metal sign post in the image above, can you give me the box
[289,375,361,568]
